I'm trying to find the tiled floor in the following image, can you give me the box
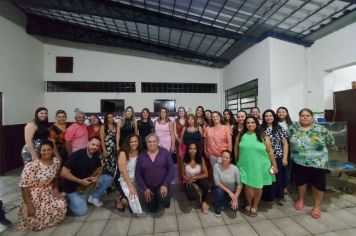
[1,169,356,236]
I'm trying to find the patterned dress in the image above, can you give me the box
[103,127,118,176]
[17,158,66,231]
[289,123,335,169]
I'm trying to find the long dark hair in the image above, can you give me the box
[223,109,236,126]
[262,109,282,135]
[204,109,212,126]
[122,133,141,160]
[183,142,202,164]
[239,116,265,143]
[34,107,48,126]
[138,108,153,127]
[276,106,293,126]
[104,113,116,132]
[175,106,187,122]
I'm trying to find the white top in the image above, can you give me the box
[185,163,201,178]
[120,156,138,181]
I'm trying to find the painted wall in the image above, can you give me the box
[222,38,271,113]
[308,21,356,111]
[269,39,307,120]
[324,65,356,109]
[43,44,222,121]
[0,13,44,125]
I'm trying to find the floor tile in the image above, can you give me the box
[332,228,356,236]
[250,219,284,236]
[179,229,206,236]
[76,220,107,236]
[227,222,259,236]
[50,222,83,236]
[101,218,131,236]
[221,210,247,225]
[128,216,154,235]
[204,225,232,236]
[154,231,179,236]
[154,214,178,233]
[319,212,351,231]
[86,207,112,221]
[271,217,311,236]
[197,211,225,228]
[292,215,330,234]
[177,212,202,231]
[262,206,287,219]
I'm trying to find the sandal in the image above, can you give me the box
[202,202,210,214]
[294,200,304,211]
[116,196,126,212]
[243,206,251,216]
[250,208,258,217]
[311,208,321,219]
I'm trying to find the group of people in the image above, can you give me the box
[15,104,334,231]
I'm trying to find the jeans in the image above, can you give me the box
[144,185,171,213]
[66,174,113,216]
[214,187,237,212]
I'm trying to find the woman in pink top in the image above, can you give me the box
[64,112,88,155]
[181,143,209,213]
[154,108,175,152]
[204,111,232,168]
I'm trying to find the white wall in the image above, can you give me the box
[324,65,356,109]
[222,38,271,113]
[308,21,356,111]
[0,14,44,125]
[269,39,307,120]
[44,44,222,121]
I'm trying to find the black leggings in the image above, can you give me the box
[184,179,209,202]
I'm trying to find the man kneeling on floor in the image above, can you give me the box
[60,136,113,216]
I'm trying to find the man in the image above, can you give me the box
[0,200,11,226]
[60,136,113,216]
[65,110,88,155]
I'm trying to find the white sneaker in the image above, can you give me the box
[88,195,103,207]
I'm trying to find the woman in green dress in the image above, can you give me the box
[235,116,278,217]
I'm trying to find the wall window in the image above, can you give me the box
[47,81,136,92]
[142,82,217,93]
[225,79,258,114]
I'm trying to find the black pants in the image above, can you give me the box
[144,185,171,213]
[184,179,209,202]
[262,157,284,202]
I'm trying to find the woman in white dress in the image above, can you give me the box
[117,133,142,214]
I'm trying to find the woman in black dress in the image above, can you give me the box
[137,108,153,150]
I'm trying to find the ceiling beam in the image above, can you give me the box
[25,14,229,67]
[339,0,356,4]
[13,0,259,43]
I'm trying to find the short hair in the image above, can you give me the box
[145,133,159,143]
[89,136,101,143]
[299,108,314,117]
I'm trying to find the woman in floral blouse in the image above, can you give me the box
[289,108,334,219]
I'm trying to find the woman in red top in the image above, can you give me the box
[87,115,102,138]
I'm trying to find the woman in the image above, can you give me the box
[204,110,213,128]
[195,106,205,128]
[250,107,262,124]
[277,107,293,131]
[181,114,203,153]
[137,108,153,150]
[135,133,175,213]
[223,109,238,161]
[118,106,137,149]
[236,116,277,217]
[261,110,288,205]
[100,113,118,177]
[174,107,187,185]
[87,115,102,139]
[154,108,175,152]
[181,143,209,213]
[116,134,142,214]
[48,110,69,164]
[236,110,247,134]
[276,106,293,194]
[22,107,50,164]
[17,140,66,231]
[204,111,232,168]
[213,150,241,217]
[289,108,334,219]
